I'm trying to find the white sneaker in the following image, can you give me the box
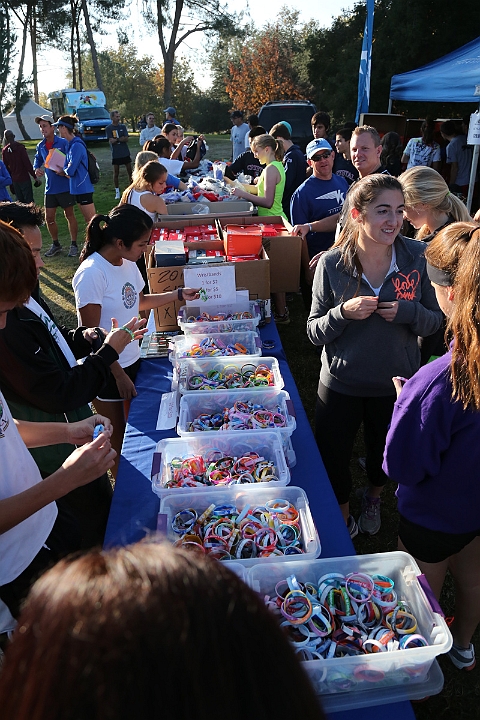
[115,188,120,199]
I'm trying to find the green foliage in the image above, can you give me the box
[306,0,480,125]
[190,92,231,133]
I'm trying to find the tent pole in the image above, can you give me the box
[466,144,479,214]
[388,99,392,114]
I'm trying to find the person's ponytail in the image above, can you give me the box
[80,215,111,261]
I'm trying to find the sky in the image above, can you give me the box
[22,0,358,101]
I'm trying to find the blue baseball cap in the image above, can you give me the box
[306,138,333,159]
[164,106,176,116]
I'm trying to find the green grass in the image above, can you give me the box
[22,137,480,719]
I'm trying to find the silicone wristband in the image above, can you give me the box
[178,287,184,301]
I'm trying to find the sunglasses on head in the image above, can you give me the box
[311,152,331,161]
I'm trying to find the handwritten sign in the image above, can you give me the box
[184,265,236,305]
[156,391,178,430]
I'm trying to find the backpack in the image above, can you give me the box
[79,138,100,184]
[185,136,207,162]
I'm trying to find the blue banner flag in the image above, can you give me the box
[355,0,375,123]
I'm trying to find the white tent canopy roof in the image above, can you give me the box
[4,98,52,140]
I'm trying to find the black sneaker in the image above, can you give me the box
[44,243,62,257]
[274,308,290,325]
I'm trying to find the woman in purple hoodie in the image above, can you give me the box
[384,221,480,672]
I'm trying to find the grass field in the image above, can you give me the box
[18,135,480,718]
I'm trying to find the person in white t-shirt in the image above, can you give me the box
[72,204,200,477]
[0,221,116,622]
[139,113,162,146]
[230,111,250,161]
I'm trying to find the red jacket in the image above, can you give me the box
[2,141,35,183]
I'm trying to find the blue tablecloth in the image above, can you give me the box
[105,320,415,720]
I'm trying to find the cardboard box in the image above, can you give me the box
[147,247,270,331]
[165,200,254,219]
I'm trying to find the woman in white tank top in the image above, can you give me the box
[121,160,168,221]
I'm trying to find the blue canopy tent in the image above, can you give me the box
[389,36,480,103]
[389,37,480,212]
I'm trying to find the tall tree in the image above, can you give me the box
[225,14,313,114]
[81,0,103,90]
[0,3,15,135]
[142,0,241,106]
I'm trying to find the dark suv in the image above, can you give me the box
[257,101,317,152]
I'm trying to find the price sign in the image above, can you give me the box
[183,265,236,305]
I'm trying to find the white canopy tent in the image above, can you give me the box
[4,99,53,140]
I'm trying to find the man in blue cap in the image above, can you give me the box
[291,138,348,306]
[163,107,180,126]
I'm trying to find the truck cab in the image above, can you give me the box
[49,89,110,142]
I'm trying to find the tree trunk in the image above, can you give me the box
[30,10,38,103]
[70,0,77,88]
[81,0,103,91]
[75,3,83,89]
[163,50,174,107]
[15,4,31,140]
[0,6,10,134]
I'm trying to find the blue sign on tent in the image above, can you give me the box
[390,37,480,103]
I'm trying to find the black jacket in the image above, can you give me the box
[0,285,118,474]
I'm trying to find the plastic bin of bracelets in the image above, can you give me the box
[151,431,290,498]
[177,301,261,335]
[158,485,320,567]
[246,552,452,710]
[177,389,296,462]
[169,331,262,370]
[174,356,283,396]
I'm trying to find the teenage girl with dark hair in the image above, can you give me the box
[384,221,480,671]
[380,131,403,177]
[144,136,203,174]
[53,114,96,223]
[0,542,326,720]
[401,119,441,171]
[72,205,199,476]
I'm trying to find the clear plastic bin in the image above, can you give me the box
[247,552,452,706]
[176,356,284,395]
[177,389,296,443]
[178,301,261,335]
[151,431,290,496]
[169,331,262,368]
[159,485,320,567]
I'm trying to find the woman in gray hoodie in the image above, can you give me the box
[307,174,442,539]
